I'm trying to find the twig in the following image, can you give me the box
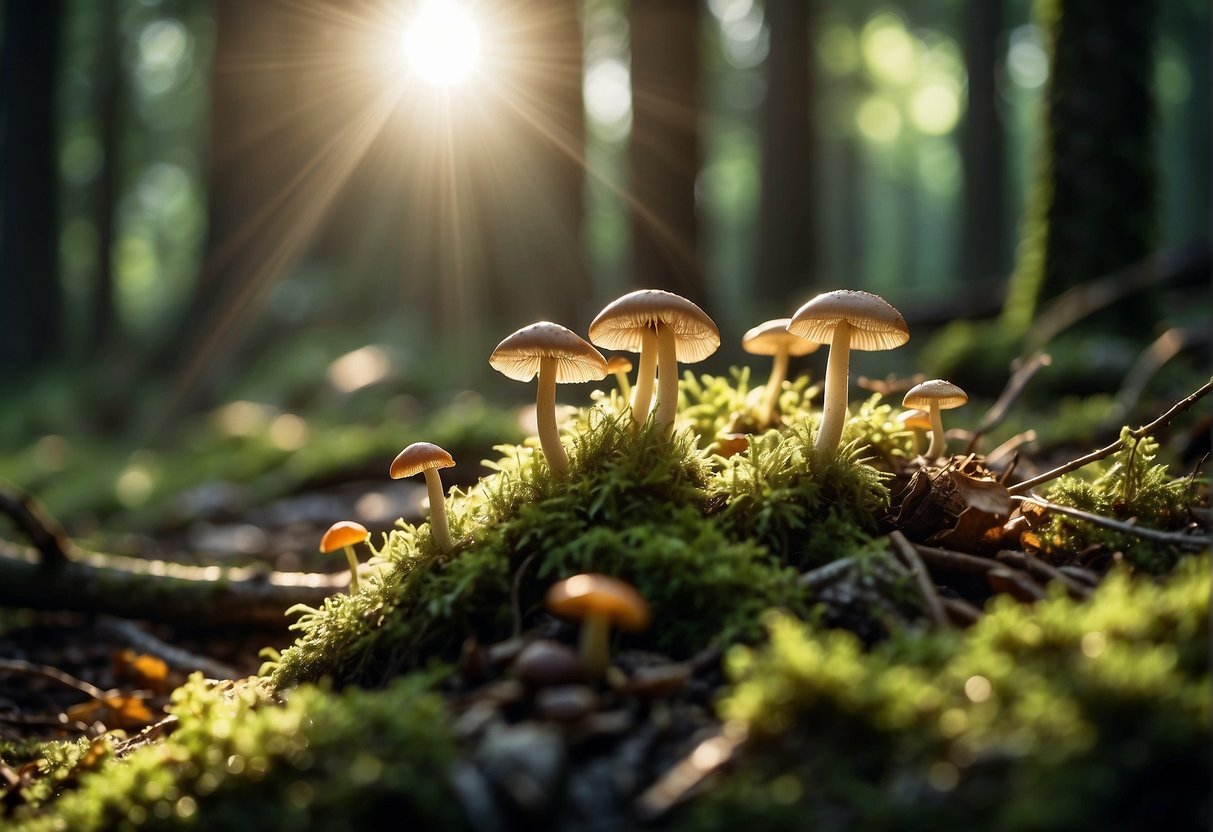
[0,484,72,565]
[940,596,983,626]
[1010,495,1211,550]
[888,532,948,628]
[967,352,1052,452]
[995,550,1091,599]
[0,659,108,702]
[95,617,241,680]
[798,557,856,591]
[1008,377,1213,495]
[912,543,999,574]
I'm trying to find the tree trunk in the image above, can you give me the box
[960,0,1006,284]
[0,0,65,372]
[758,0,815,307]
[89,0,123,353]
[1003,0,1159,334]
[629,0,704,303]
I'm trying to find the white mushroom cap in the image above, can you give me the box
[788,290,909,351]
[490,322,608,383]
[903,379,968,410]
[588,289,720,363]
[742,318,820,357]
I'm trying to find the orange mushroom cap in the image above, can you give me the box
[320,520,370,553]
[546,574,651,632]
[390,442,455,479]
[605,355,633,374]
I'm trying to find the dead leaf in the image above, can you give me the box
[947,471,1011,517]
[113,650,170,695]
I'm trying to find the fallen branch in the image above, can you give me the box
[0,659,109,702]
[1009,495,1211,550]
[1008,377,1213,495]
[0,484,72,565]
[0,539,344,628]
[798,556,856,591]
[995,549,1091,600]
[911,543,999,574]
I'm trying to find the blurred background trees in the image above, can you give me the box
[0,0,1209,442]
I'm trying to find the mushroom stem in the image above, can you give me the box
[631,329,658,426]
[814,322,852,464]
[422,468,453,554]
[760,346,790,427]
[535,356,569,477]
[578,611,611,679]
[655,322,680,433]
[925,403,946,459]
[342,545,361,595]
[613,369,631,402]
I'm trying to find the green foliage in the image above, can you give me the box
[679,555,1211,831]
[7,674,463,831]
[1042,429,1202,573]
[679,368,818,445]
[711,416,890,570]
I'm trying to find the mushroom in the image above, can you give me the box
[545,573,650,679]
[896,408,932,457]
[489,322,607,478]
[788,290,909,464]
[605,355,634,402]
[741,317,820,427]
[588,289,719,433]
[902,379,968,459]
[389,442,456,554]
[319,520,370,594]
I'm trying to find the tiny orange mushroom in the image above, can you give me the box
[320,520,371,594]
[546,574,650,679]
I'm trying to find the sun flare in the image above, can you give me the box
[404,1,482,87]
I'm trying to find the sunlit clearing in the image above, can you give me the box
[404,1,482,87]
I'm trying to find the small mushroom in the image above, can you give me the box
[319,520,370,594]
[902,379,968,459]
[896,408,932,456]
[389,442,456,554]
[741,317,820,427]
[605,355,634,402]
[788,290,909,464]
[489,322,607,478]
[589,290,719,433]
[545,573,650,679]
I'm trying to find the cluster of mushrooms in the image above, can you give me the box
[317,288,970,674]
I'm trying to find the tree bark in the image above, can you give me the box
[758,0,815,307]
[629,0,704,303]
[0,0,65,371]
[960,0,1006,283]
[89,0,123,353]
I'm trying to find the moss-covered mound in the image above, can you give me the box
[271,391,892,688]
[676,554,1211,832]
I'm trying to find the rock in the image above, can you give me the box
[476,722,567,817]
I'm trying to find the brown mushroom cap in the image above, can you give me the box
[546,573,651,632]
[489,321,608,383]
[788,290,909,351]
[903,379,968,410]
[741,318,820,357]
[897,409,934,430]
[588,289,720,363]
[319,520,370,553]
[389,442,455,479]
[605,355,633,374]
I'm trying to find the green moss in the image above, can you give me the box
[8,673,463,831]
[1040,428,1204,573]
[678,555,1210,831]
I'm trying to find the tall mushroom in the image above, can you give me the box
[489,322,607,478]
[389,442,456,554]
[788,290,909,464]
[902,379,968,459]
[742,317,820,427]
[588,289,719,433]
